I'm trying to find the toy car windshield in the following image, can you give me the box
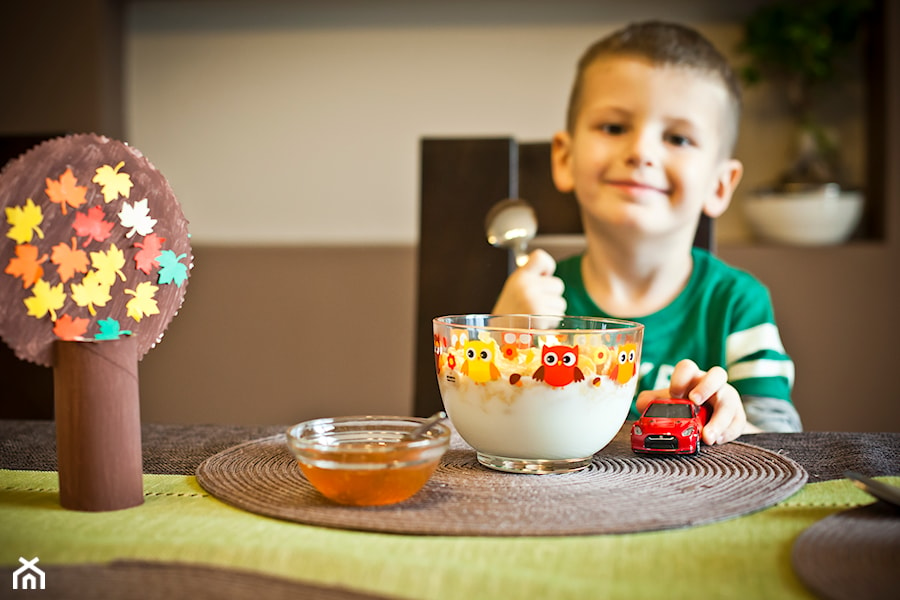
[644,403,693,419]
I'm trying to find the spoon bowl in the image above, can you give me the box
[485,198,538,267]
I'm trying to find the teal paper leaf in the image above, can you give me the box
[95,318,133,340]
[157,250,189,286]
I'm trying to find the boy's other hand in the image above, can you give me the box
[635,359,749,445]
[491,249,566,316]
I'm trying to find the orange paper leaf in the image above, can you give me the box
[45,168,88,215]
[4,243,48,289]
[50,237,90,282]
[53,314,90,340]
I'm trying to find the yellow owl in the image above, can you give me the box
[460,339,501,383]
[610,343,638,385]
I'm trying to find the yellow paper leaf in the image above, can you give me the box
[124,281,160,322]
[5,198,45,244]
[70,271,112,316]
[90,243,127,287]
[24,279,66,321]
[92,161,133,203]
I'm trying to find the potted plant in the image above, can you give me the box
[737,0,874,245]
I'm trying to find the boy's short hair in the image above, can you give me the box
[566,21,742,157]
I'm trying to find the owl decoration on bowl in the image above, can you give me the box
[532,345,584,388]
[460,339,501,384]
[610,343,638,385]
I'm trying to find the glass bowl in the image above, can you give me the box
[433,314,644,474]
[286,415,451,506]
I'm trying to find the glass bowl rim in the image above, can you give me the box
[433,314,643,335]
[286,414,451,455]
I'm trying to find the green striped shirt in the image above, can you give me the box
[556,248,796,422]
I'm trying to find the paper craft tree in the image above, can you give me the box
[0,133,192,367]
[0,133,192,512]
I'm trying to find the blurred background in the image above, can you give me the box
[1,0,898,432]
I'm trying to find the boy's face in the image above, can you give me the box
[552,56,742,242]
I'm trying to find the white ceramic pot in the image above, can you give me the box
[743,185,863,246]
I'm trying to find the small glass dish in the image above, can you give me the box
[286,415,451,506]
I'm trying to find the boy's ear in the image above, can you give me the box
[550,131,575,193]
[704,158,743,218]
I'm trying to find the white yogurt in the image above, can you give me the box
[438,373,635,460]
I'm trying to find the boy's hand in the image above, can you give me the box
[636,359,754,445]
[491,249,566,316]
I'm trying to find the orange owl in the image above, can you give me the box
[532,345,584,387]
[609,343,638,385]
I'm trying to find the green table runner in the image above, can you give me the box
[1,469,893,600]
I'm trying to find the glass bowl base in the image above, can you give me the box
[476,452,592,474]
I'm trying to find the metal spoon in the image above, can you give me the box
[485,198,538,267]
[845,471,900,508]
[405,411,448,440]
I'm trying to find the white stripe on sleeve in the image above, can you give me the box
[728,358,795,386]
[726,323,786,364]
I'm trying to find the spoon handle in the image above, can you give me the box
[513,239,530,267]
[845,471,900,508]
[407,411,448,439]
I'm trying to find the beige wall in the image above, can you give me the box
[124,1,802,247]
[719,244,900,433]
[138,245,416,425]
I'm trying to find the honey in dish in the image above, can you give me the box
[297,444,440,506]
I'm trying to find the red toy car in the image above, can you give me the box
[631,398,711,455]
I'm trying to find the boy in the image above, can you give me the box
[492,22,802,444]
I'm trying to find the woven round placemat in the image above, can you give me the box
[196,429,807,536]
[792,502,900,600]
[0,560,393,600]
